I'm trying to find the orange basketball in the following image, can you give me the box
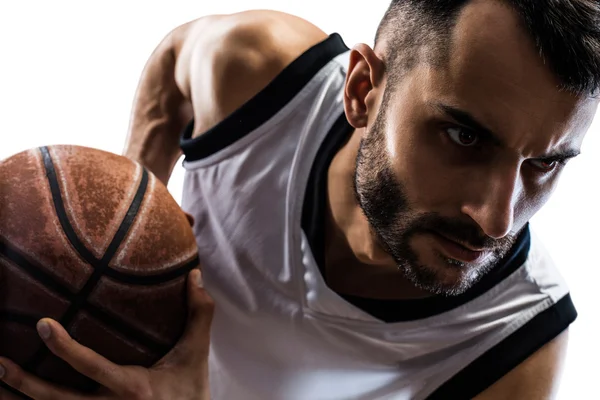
[0,145,199,395]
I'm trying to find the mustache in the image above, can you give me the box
[407,213,516,251]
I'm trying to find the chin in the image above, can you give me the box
[401,238,489,296]
[403,264,474,297]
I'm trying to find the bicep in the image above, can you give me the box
[474,329,570,400]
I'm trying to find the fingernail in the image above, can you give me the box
[37,320,51,340]
[196,270,203,288]
[0,363,5,379]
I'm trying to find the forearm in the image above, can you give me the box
[123,30,192,185]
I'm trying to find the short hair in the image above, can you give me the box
[374,0,600,96]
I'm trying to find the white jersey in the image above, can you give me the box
[178,34,576,400]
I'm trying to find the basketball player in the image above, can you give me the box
[1,0,599,399]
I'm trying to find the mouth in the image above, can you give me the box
[430,231,489,263]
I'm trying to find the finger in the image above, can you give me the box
[0,357,80,400]
[160,269,214,367]
[35,319,132,395]
[1,381,32,400]
[184,269,214,344]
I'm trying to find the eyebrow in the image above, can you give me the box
[538,148,581,162]
[429,102,581,161]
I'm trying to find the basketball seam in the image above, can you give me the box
[0,242,74,298]
[102,255,200,284]
[0,242,172,353]
[52,147,144,260]
[0,236,197,349]
[23,147,156,375]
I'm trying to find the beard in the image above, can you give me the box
[352,92,519,296]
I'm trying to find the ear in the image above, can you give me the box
[184,212,195,227]
[343,43,385,129]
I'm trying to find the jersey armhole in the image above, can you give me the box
[426,293,577,399]
[179,33,349,162]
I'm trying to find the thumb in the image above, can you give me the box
[160,269,214,368]
[183,269,214,349]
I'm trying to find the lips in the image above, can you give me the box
[431,232,488,263]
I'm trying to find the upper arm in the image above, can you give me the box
[122,10,326,183]
[170,10,328,137]
[474,329,570,400]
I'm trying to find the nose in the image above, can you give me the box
[461,166,521,239]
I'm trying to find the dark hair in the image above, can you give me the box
[375,0,600,96]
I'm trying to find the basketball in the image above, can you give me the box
[0,145,200,394]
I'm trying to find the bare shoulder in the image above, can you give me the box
[169,10,329,135]
[474,330,570,400]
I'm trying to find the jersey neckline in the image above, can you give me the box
[301,111,532,322]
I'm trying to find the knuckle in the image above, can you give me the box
[202,295,215,311]
[7,371,24,391]
[84,363,106,381]
[191,298,214,323]
[198,289,214,307]
[192,290,215,312]
[1,362,23,391]
[123,380,153,400]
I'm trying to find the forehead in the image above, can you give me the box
[414,0,597,153]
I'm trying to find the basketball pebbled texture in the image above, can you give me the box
[0,145,200,396]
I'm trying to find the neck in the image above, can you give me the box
[324,128,432,300]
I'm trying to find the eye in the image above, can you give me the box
[445,126,480,147]
[529,159,562,172]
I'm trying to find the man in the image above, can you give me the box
[1,0,598,399]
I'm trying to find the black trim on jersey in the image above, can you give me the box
[339,227,530,322]
[427,293,577,399]
[301,113,532,322]
[302,112,354,269]
[180,33,350,162]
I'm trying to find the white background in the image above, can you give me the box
[0,1,597,398]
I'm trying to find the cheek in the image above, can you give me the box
[514,179,557,227]
[383,103,483,213]
[389,135,459,210]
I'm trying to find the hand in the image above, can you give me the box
[0,269,214,400]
